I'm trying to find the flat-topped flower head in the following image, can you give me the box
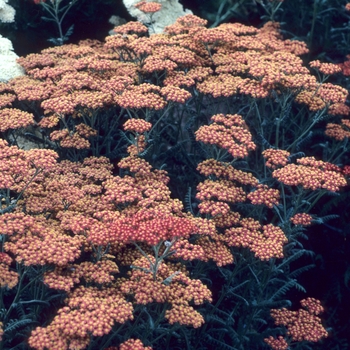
[112,21,148,35]
[196,114,256,159]
[270,298,328,342]
[124,119,152,133]
[247,184,280,208]
[262,149,290,169]
[290,213,313,226]
[135,1,162,13]
[272,157,347,191]
[264,335,288,350]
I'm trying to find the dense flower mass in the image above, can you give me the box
[195,114,256,158]
[120,257,212,328]
[262,149,290,169]
[247,184,280,208]
[28,286,134,349]
[264,335,288,350]
[224,220,288,260]
[290,213,313,226]
[0,252,18,289]
[135,1,162,13]
[270,298,328,343]
[272,157,347,191]
[0,9,348,350]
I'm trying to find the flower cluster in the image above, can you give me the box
[264,335,288,350]
[135,1,162,13]
[309,60,342,75]
[28,286,134,349]
[195,114,256,158]
[124,119,152,133]
[120,257,212,328]
[225,219,288,260]
[262,149,290,169]
[272,157,347,191]
[270,298,328,343]
[290,213,313,226]
[197,159,258,185]
[0,252,18,289]
[44,259,119,292]
[247,184,280,208]
[325,119,350,141]
[3,215,84,266]
[0,108,34,132]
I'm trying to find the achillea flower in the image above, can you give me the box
[38,115,60,128]
[28,286,134,348]
[165,14,208,35]
[327,103,350,116]
[135,1,162,13]
[247,184,280,208]
[124,119,152,133]
[0,108,34,132]
[270,298,328,342]
[75,123,97,138]
[50,129,91,149]
[0,252,19,289]
[171,239,206,261]
[103,175,143,204]
[262,149,290,169]
[160,85,192,104]
[264,336,288,350]
[117,339,152,350]
[196,179,246,203]
[294,91,326,111]
[0,140,28,188]
[196,74,243,98]
[194,27,231,45]
[342,165,350,177]
[107,209,197,246]
[0,92,16,108]
[4,218,84,266]
[112,21,149,34]
[317,83,348,104]
[195,114,256,158]
[196,236,234,266]
[45,260,119,289]
[325,120,350,140]
[142,56,177,73]
[16,53,56,71]
[309,60,342,75]
[118,155,153,175]
[290,213,313,226]
[115,84,166,110]
[9,76,56,101]
[198,200,231,216]
[272,157,347,191]
[73,90,114,109]
[120,257,211,328]
[197,159,258,185]
[163,71,195,88]
[165,303,205,328]
[212,211,241,228]
[41,95,76,114]
[225,220,288,260]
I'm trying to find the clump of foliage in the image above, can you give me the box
[1,1,350,349]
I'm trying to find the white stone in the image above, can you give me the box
[0,35,25,82]
[0,0,15,23]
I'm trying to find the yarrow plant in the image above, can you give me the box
[1,2,349,349]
